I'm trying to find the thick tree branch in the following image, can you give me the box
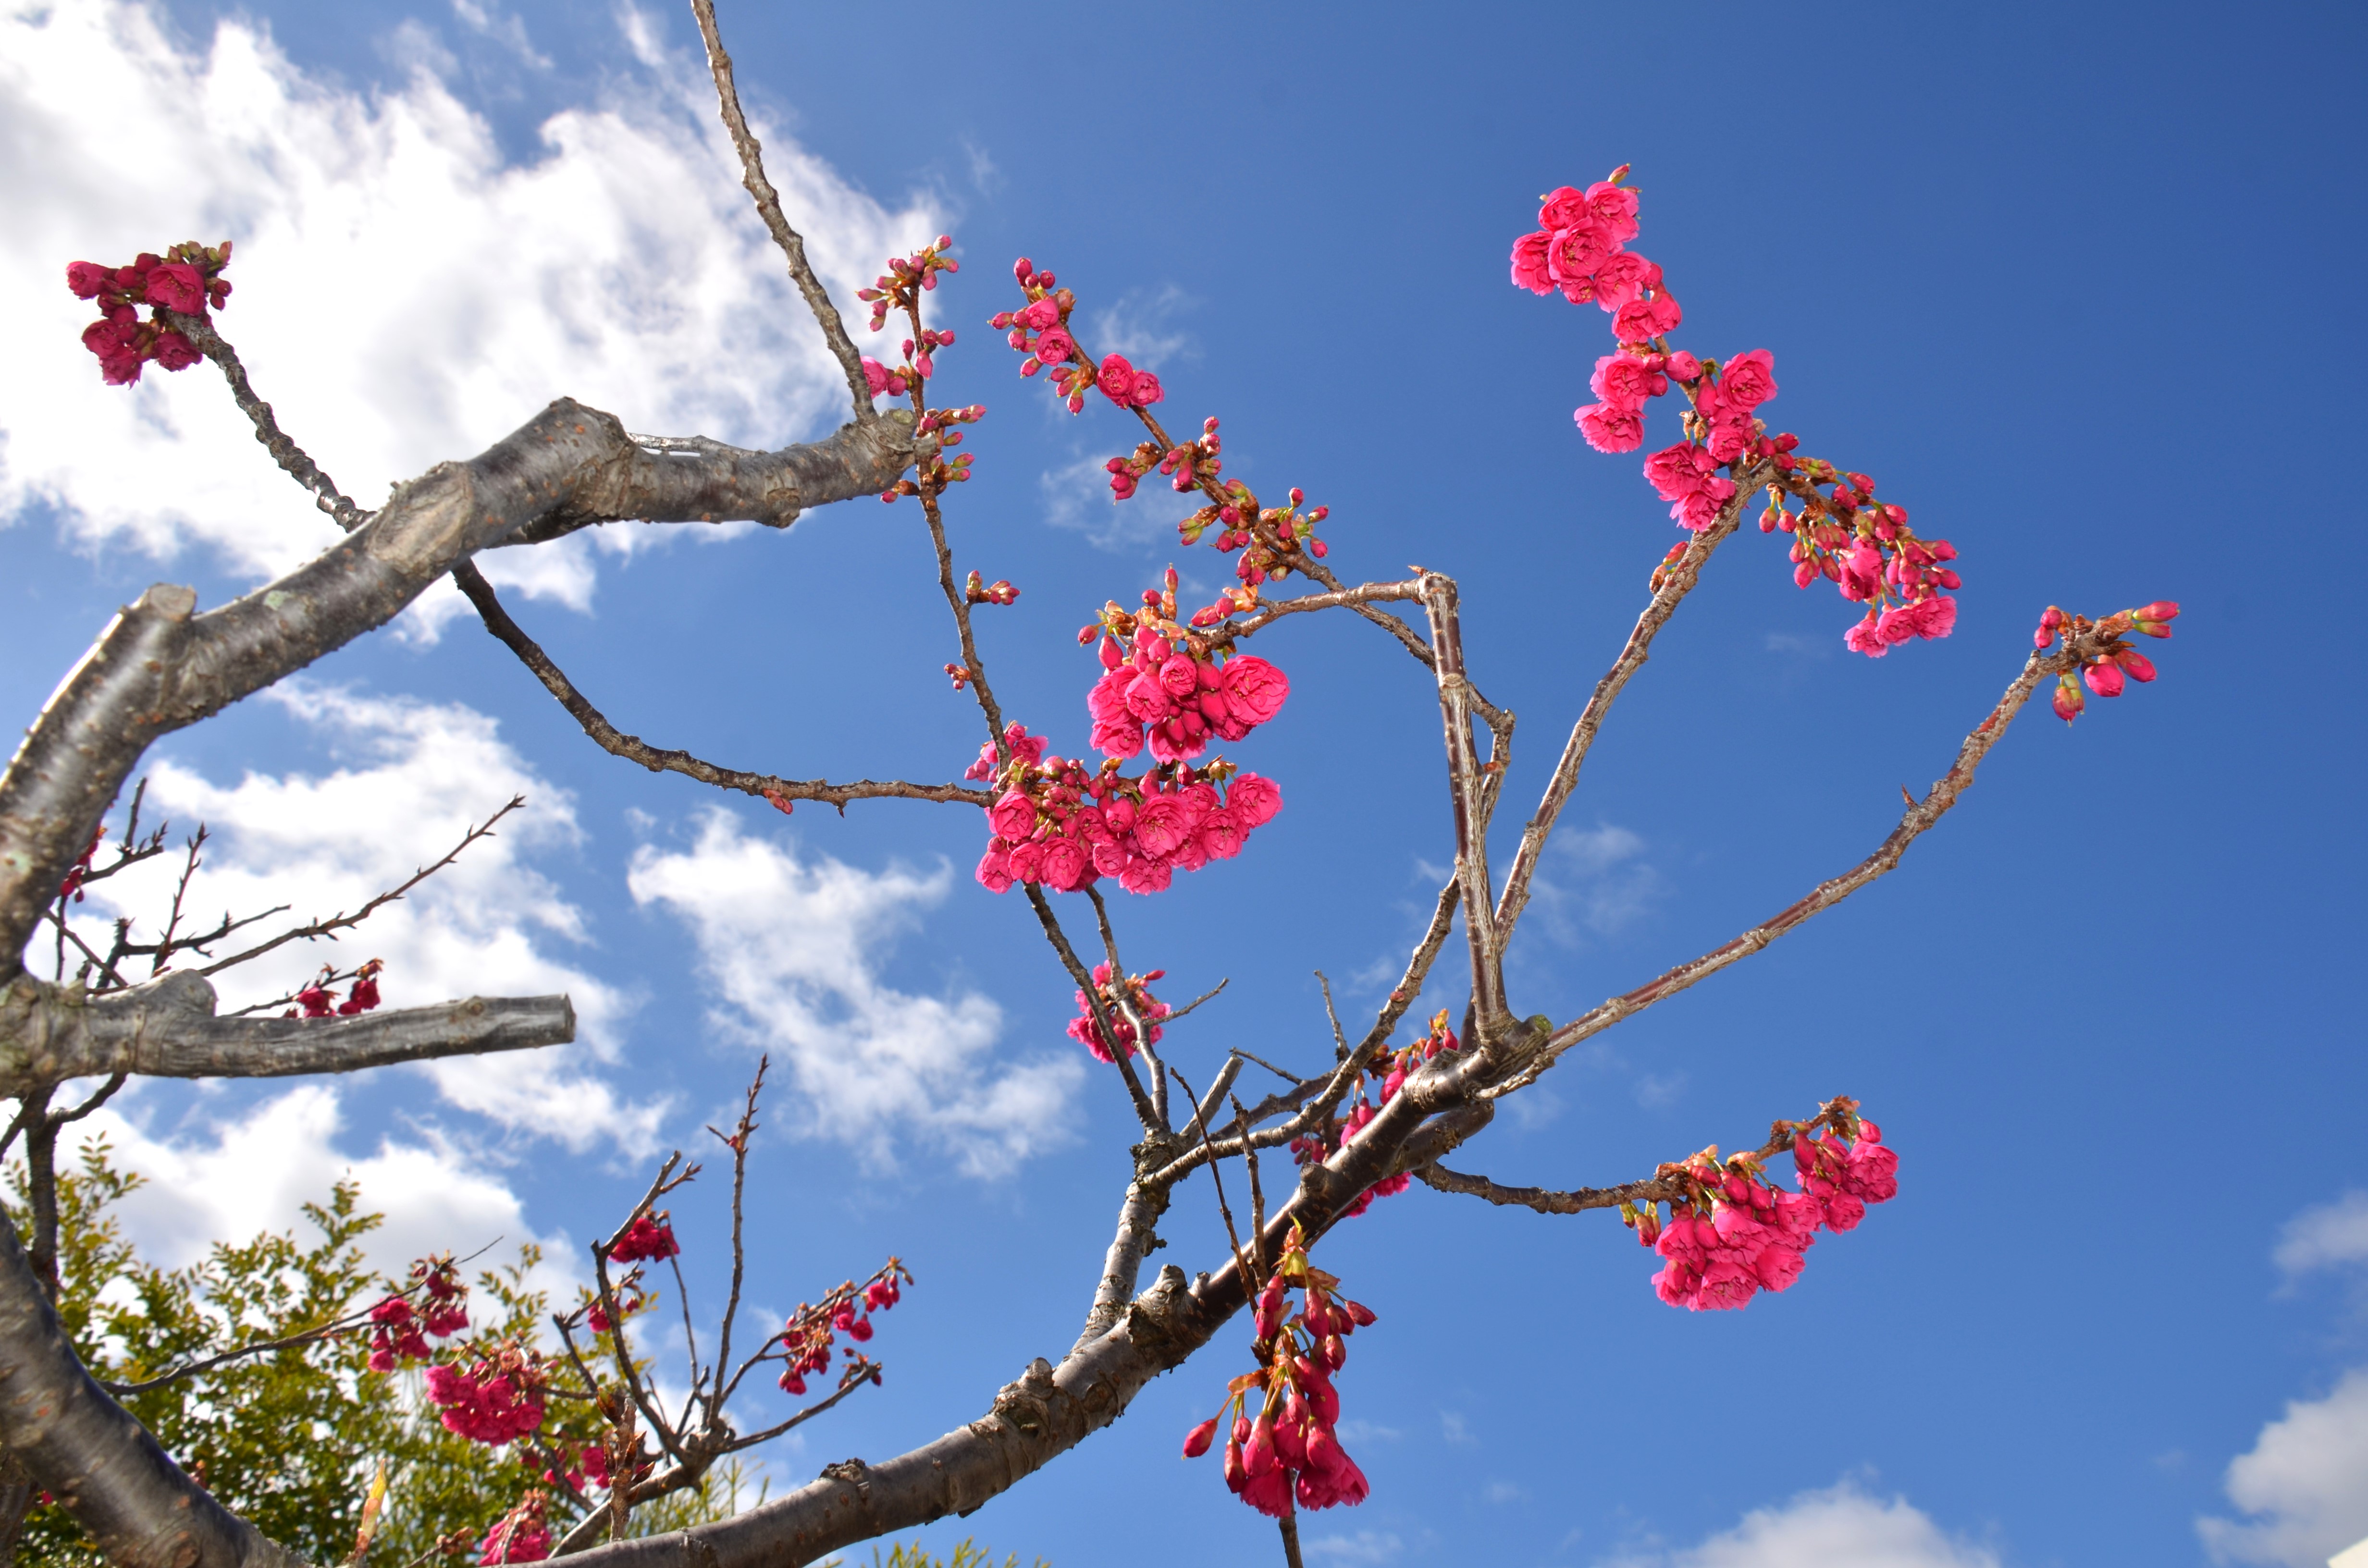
[451,565,989,810]
[0,1210,311,1568]
[1492,463,1769,945]
[0,970,573,1097]
[0,398,917,985]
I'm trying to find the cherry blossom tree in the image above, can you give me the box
[0,2,2181,1566]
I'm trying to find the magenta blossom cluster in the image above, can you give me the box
[609,1212,679,1264]
[1183,1222,1376,1519]
[774,1264,906,1397]
[975,748,1282,898]
[1089,627,1288,765]
[426,1341,549,1446]
[1293,1011,1461,1219]
[288,957,383,1019]
[2038,601,2179,722]
[478,1492,551,1566]
[366,1255,469,1371]
[1631,1120,1899,1312]
[65,241,232,385]
[1514,170,1967,657]
[992,257,1165,415]
[1066,962,1170,1065]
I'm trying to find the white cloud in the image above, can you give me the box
[1039,451,1202,554]
[0,0,937,626]
[1302,1530,1402,1564]
[1609,1481,2000,1568]
[2274,1191,2368,1281]
[2199,1369,2368,1568]
[628,811,1081,1176]
[57,1083,580,1299]
[1532,821,1665,942]
[1086,284,1196,368]
[63,680,658,1153]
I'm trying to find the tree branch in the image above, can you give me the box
[0,398,917,986]
[450,565,988,811]
[1491,632,2090,1098]
[1492,463,1768,945]
[0,970,573,1097]
[1417,573,1509,1039]
[0,1207,312,1568]
[686,0,877,420]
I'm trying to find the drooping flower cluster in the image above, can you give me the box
[1292,1011,1461,1219]
[477,1490,551,1566]
[286,958,384,1019]
[425,1340,550,1445]
[1082,568,1291,763]
[1066,962,1170,1064]
[1183,1222,1375,1519]
[2037,601,2178,722]
[772,1262,909,1398]
[609,1212,680,1264]
[65,241,232,385]
[992,257,1165,415]
[973,742,1282,897]
[1516,172,1963,657]
[367,1255,470,1371]
[1622,1103,1899,1312]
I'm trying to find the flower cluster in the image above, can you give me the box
[1082,568,1291,763]
[2037,601,2179,722]
[1293,1011,1461,1219]
[1623,1104,1899,1312]
[1066,962,1170,1064]
[426,1340,550,1445]
[609,1212,680,1264]
[57,824,106,903]
[367,1255,469,1371]
[1183,1222,1375,1519]
[65,241,232,385]
[1517,173,1963,657]
[974,744,1281,897]
[992,257,1165,415]
[287,958,384,1019]
[1757,463,1961,657]
[963,570,1019,606]
[477,1491,551,1566]
[857,238,960,333]
[773,1262,908,1397]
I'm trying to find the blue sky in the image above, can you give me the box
[3,1,2364,1565]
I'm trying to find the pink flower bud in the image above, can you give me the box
[1183,1416,1219,1458]
[2082,660,2125,698]
[2114,649,2157,682]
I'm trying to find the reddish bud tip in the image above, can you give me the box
[1183,1416,1219,1458]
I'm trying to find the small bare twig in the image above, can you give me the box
[1021,887,1163,1135]
[196,798,526,977]
[166,311,372,530]
[1161,979,1230,1026]
[1166,1065,1252,1290]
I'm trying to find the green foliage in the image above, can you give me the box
[833,1542,1048,1568]
[8,1141,695,1566]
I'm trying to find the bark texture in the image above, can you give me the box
[0,970,574,1097]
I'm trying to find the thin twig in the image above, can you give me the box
[1495,635,2090,1097]
[1022,886,1162,1134]
[1492,464,1769,944]
[1314,971,1349,1061]
[452,564,989,813]
[196,798,526,977]
[168,311,371,529]
[1167,1066,1251,1290]
[685,0,876,418]
[1161,978,1229,1026]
